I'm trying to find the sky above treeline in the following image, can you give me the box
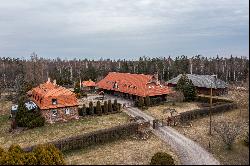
[0,0,249,60]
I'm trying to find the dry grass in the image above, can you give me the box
[144,102,201,120]
[64,134,180,165]
[0,99,13,115]
[0,112,129,149]
[174,108,249,165]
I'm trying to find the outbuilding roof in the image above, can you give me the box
[166,74,228,89]
[82,80,96,87]
[96,72,173,97]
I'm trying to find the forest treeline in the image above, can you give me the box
[0,53,249,94]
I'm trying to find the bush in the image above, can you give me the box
[137,97,144,108]
[103,101,108,114]
[15,98,45,129]
[108,100,113,112]
[150,152,175,165]
[96,101,102,115]
[0,144,65,165]
[33,144,65,165]
[113,99,118,112]
[145,96,151,106]
[89,101,94,115]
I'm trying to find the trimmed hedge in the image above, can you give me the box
[179,102,237,123]
[23,121,147,153]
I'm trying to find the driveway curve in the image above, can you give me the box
[109,96,220,165]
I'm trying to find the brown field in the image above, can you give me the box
[64,133,180,165]
[144,101,201,120]
[174,107,249,165]
[0,112,129,149]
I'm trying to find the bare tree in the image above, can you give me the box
[213,120,243,150]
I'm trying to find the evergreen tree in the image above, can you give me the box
[96,101,102,115]
[108,100,113,112]
[145,96,151,106]
[103,101,108,114]
[89,101,94,115]
[176,74,197,101]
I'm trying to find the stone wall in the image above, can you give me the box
[41,106,79,123]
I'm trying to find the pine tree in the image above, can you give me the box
[108,100,113,112]
[103,101,108,114]
[176,74,197,101]
[145,96,151,106]
[96,101,102,115]
[89,101,94,115]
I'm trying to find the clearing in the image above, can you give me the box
[0,112,129,149]
[64,134,180,165]
[174,108,249,165]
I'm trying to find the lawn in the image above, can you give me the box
[144,101,201,120]
[174,108,249,165]
[64,133,180,165]
[0,112,129,149]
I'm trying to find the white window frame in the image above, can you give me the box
[65,108,70,115]
[52,110,58,117]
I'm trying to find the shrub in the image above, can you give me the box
[150,152,175,165]
[145,96,151,106]
[33,144,65,165]
[137,97,144,108]
[82,104,87,116]
[96,101,102,115]
[78,107,83,116]
[244,132,249,146]
[103,101,108,114]
[15,98,45,129]
[113,99,118,112]
[0,144,65,165]
[89,101,94,115]
[108,100,113,112]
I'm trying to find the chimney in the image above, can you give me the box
[153,72,160,85]
[47,77,51,82]
[53,79,56,85]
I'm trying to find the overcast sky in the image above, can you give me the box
[0,0,249,60]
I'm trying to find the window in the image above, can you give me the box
[65,108,70,115]
[52,110,57,117]
[52,99,57,105]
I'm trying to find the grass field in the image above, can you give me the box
[174,108,249,165]
[64,133,180,165]
[0,112,129,149]
[144,101,201,120]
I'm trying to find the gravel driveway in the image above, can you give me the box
[110,95,220,165]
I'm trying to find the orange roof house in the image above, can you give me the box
[96,72,173,97]
[82,80,96,87]
[30,78,79,123]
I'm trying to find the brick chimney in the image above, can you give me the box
[152,72,160,85]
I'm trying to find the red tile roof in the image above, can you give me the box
[30,80,78,110]
[82,80,96,87]
[96,72,173,97]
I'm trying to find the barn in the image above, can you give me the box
[96,72,173,101]
[166,74,228,96]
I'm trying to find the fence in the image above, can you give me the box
[23,121,149,152]
[195,96,234,103]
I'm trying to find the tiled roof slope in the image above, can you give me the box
[31,80,78,110]
[82,80,96,87]
[96,72,172,97]
[166,74,228,89]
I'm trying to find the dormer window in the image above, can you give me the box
[52,99,57,105]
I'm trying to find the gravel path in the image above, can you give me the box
[110,96,220,165]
